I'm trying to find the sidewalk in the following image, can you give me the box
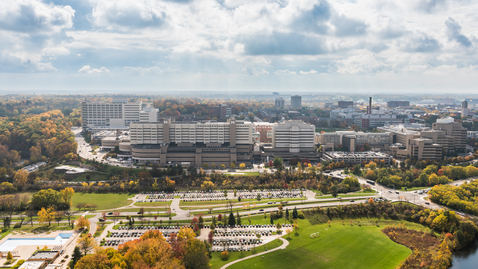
[220,237,289,269]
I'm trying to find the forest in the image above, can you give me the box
[429,180,478,215]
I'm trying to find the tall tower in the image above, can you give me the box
[367,97,372,114]
[461,100,469,117]
[291,95,302,109]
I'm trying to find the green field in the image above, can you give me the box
[227,219,413,269]
[72,172,109,182]
[223,172,261,177]
[72,193,134,210]
[210,239,284,269]
[134,201,172,207]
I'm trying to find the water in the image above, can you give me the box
[0,233,73,252]
[451,241,478,269]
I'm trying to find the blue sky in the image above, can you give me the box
[0,0,477,94]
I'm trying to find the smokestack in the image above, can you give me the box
[368,97,372,114]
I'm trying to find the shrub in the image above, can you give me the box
[13,223,21,228]
[11,260,25,269]
[221,250,229,260]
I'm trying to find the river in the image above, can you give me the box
[451,241,478,269]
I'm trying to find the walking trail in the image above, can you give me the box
[219,237,289,269]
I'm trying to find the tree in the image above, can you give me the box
[178,227,196,242]
[38,206,55,226]
[239,163,246,169]
[230,163,235,169]
[120,234,184,269]
[139,207,145,217]
[71,246,82,268]
[208,231,214,245]
[183,239,210,269]
[60,187,75,206]
[27,206,36,227]
[64,210,74,228]
[31,189,64,210]
[6,251,12,260]
[273,157,283,169]
[236,212,242,225]
[228,212,236,226]
[13,169,28,190]
[77,234,97,255]
[76,216,90,230]
[292,207,298,219]
[55,211,64,226]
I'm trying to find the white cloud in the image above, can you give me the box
[274,69,296,75]
[79,65,110,73]
[2,0,478,93]
[300,69,318,75]
[90,0,168,31]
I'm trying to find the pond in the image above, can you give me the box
[451,240,478,269]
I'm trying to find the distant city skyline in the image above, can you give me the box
[1,0,478,93]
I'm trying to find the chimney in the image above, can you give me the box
[368,97,372,114]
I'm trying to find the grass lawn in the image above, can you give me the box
[210,239,283,269]
[72,172,109,182]
[72,193,134,210]
[109,208,169,213]
[194,199,368,216]
[223,172,261,177]
[134,201,172,207]
[396,186,430,192]
[227,218,414,269]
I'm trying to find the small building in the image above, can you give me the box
[28,251,59,263]
[19,261,47,269]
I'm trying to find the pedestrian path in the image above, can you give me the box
[220,237,289,269]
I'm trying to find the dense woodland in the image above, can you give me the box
[429,180,478,215]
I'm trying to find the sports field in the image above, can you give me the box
[227,219,412,269]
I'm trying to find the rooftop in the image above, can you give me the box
[28,251,59,260]
[326,151,392,158]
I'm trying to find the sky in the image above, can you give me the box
[0,0,478,94]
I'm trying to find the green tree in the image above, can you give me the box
[31,189,64,210]
[292,207,298,219]
[183,239,210,269]
[236,212,242,226]
[228,212,236,226]
[71,246,83,268]
[273,157,283,169]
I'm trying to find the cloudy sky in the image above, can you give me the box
[1,0,477,94]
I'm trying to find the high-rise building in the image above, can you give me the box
[122,119,320,166]
[212,104,234,119]
[275,97,285,108]
[387,101,410,108]
[338,101,354,108]
[461,101,469,117]
[378,118,467,160]
[81,99,144,131]
[290,95,302,109]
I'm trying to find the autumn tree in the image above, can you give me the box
[60,187,75,206]
[183,239,210,269]
[38,206,55,226]
[77,234,98,255]
[76,216,90,230]
[13,169,28,190]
